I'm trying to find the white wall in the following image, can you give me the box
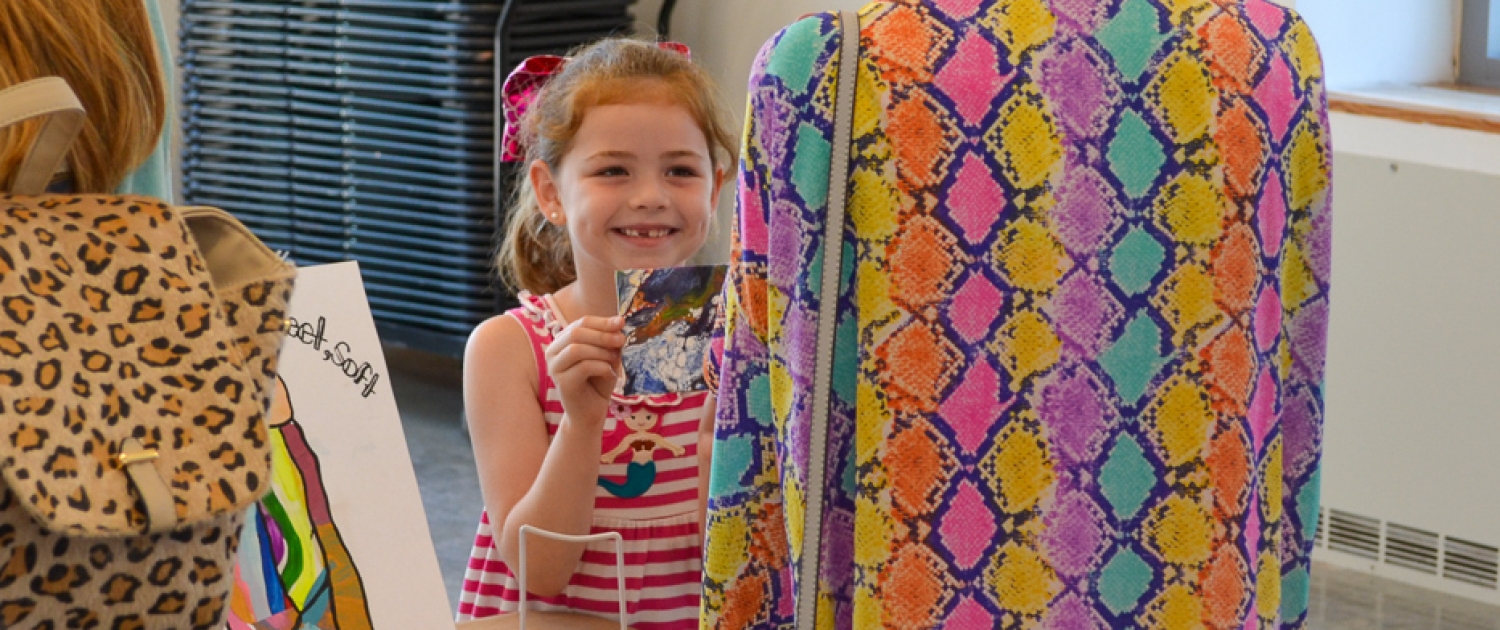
[1313,115,1500,606]
[1296,0,1458,90]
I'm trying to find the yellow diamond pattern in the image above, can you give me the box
[1159,0,1203,26]
[1279,334,1293,382]
[857,258,902,334]
[1142,581,1206,630]
[1262,436,1284,521]
[1256,550,1282,621]
[1147,48,1217,145]
[983,417,1055,514]
[1154,173,1227,246]
[1150,262,1223,347]
[771,357,795,433]
[856,376,892,465]
[855,494,893,570]
[995,217,1071,293]
[854,586,882,629]
[1146,372,1216,467]
[1281,238,1318,309]
[1284,119,1329,212]
[987,83,1063,191]
[993,309,1062,386]
[1283,19,1323,90]
[986,542,1058,615]
[1145,495,1215,565]
[704,507,750,583]
[850,167,901,242]
[981,0,1058,65]
[786,475,806,557]
[855,59,887,140]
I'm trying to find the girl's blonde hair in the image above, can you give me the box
[497,38,737,296]
[0,0,165,193]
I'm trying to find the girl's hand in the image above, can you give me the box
[545,316,625,429]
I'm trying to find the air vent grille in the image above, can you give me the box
[1384,523,1440,574]
[1444,537,1500,589]
[1317,507,1500,592]
[1327,509,1381,560]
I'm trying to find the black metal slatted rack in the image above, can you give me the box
[179,0,637,357]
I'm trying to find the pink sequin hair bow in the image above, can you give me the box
[499,41,692,163]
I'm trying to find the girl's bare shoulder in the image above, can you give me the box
[465,312,538,390]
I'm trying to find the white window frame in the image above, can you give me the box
[1460,0,1500,88]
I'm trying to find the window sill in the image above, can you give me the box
[1330,84,1500,135]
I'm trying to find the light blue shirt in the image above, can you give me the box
[116,0,175,202]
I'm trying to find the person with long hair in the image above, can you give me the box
[0,0,173,197]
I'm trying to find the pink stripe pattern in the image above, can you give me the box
[457,293,707,629]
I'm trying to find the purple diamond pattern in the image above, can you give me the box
[1054,166,1120,255]
[1041,491,1111,577]
[1036,367,1116,464]
[1054,271,1125,362]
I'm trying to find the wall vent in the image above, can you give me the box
[1443,537,1500,589]
[1327,509,1382,560]
[1384,523,1440,574]
[1316,507,1500,592]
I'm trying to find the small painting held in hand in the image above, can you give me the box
[615,264,727,396]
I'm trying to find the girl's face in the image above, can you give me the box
[531,99,721,284]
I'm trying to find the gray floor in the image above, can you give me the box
[386,348,1500,627]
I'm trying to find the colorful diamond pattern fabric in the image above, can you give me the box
[705,0,1331,627]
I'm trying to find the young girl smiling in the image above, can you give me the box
[457,39,735,629]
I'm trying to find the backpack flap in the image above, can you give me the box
[0,195,294,535]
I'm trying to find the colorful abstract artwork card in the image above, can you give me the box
[616,264,728,396]
[227,262,453,630]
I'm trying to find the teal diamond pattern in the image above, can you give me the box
[1106,110,1166,199]
[749,372,774,426]
[764,17,833,96]
[1096,0,1170,83]
[1099,312,1170,406]
[1282,566,1311,621]
[805,239,824,297]
[792,122,832,208]
[1099,434,1156,520]
[710,436,755,499]
[1098,546,1154,615]
[1298,467,1321,543]
[833,313,858,405]
[1109,226,1166,296]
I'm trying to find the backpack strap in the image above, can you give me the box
[0,77,85,195]
[796,9,859,628]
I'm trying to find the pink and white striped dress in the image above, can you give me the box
[457,292,706,630]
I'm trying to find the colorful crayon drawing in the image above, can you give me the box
[229,375,373,630]
[615,264,727,395]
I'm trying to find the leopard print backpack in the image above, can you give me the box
[1,78,295,628]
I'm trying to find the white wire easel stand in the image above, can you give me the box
[517,525,628,630]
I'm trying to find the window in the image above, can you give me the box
[1460,0,1500,88]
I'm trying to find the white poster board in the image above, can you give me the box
[227,262,453,629]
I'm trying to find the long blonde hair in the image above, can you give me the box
[497,38,737,296]
[0,0,166,193]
